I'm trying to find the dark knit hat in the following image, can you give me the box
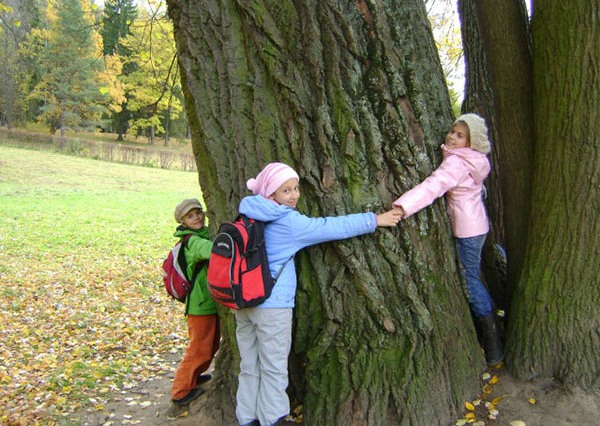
[174,198,203,223]
[455,114,491,154]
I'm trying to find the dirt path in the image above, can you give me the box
[71,359,599,426]
[69,353,233,426]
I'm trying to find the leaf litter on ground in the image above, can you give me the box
[0,145,199,425]
[1,232,190,425]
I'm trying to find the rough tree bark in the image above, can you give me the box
[506,1,600,387]
[458,0,534,312]
[167,1,487,424]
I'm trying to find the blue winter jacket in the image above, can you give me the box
[238,195,378,309]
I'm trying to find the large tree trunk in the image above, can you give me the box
[167,1,486,424]
[506,1,600,386]
[459,0,534,312]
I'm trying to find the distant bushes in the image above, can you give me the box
[0,128,197,172]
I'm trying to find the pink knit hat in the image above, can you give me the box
[246,162,300,198]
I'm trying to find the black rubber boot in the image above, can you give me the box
[476,313,504,367]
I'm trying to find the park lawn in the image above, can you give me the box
[0,145,203,425]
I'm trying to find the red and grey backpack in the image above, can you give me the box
[162,235,205,312]
[207,214,288,309]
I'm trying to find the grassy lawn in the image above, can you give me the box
[0,145,203,425]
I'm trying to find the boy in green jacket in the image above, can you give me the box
[170,198,220,407]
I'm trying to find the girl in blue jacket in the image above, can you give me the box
[235,162,401,426]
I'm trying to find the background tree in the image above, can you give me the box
[98,52,127,121]
[0,0,44,127]
[100,0,137,56]
[167,0,488,424]
[426,0,464,116]
[0,1,18,127]
[27,0,108,138]
[100,0,137,139]
[505,1,600,387]
[121,8,182,145]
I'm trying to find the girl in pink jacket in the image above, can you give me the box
[392,113,503,367]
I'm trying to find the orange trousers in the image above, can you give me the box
[171,314,220,400]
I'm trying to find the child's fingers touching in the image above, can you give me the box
[377,209,402,227]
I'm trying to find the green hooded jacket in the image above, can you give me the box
[173,226,217,316]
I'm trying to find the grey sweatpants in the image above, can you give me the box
[235,308,293,426]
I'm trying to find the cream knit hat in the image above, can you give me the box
[455,114,491,154]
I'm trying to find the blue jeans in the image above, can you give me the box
[456,234,494,318]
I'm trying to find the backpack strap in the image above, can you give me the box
[239,213,292,284]
[184,259,208,316]
[180,234,208,316]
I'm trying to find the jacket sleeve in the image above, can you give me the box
[392,156,469,218]
[287,211,377,248]
[185,235,213,266]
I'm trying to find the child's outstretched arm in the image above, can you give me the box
[392,156,466,219]
[376,209,402,227]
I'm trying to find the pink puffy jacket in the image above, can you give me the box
[393,145,490,238]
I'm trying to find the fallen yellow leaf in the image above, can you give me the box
[490,375,500,384]
[491,396,504,405]
[465,401,476,411]
[528,397,536,405]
